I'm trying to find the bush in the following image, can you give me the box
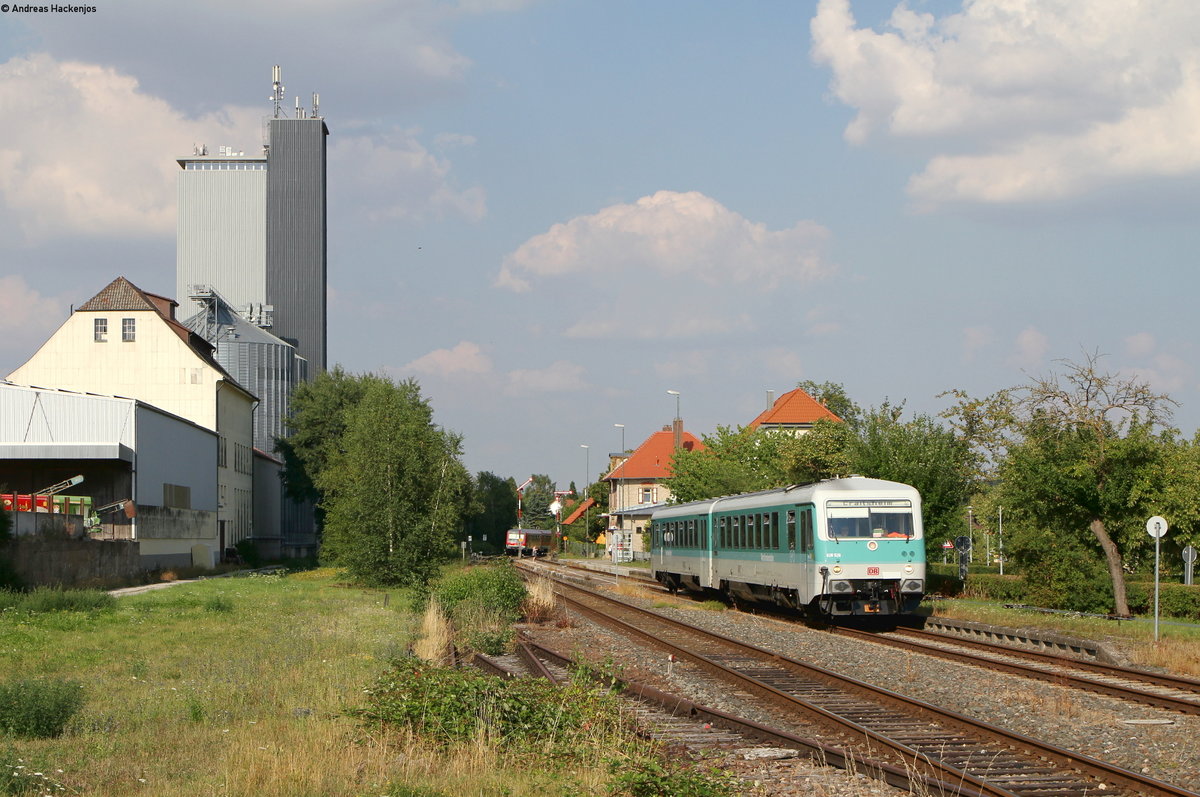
[1126,581,1200,620]
[352,659,627,749]
[609,753,739,797]
[234,539,263,568]
[430,564,526,623]
[963,573,1025,603]
[0,679,84,739]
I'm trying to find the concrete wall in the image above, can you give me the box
[4,537,141,587]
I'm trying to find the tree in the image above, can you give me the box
[518,474,556,530]
[665,425,791,503]
[463,472,518,554]
[947,353,1178,616]
[276,367,387,524]
[781,418,855,484]
[317,377,470,586]
[797,380,862,429]
[850,403,975,546]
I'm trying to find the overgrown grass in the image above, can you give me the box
[0,587,115,614]
[0,680,84,739]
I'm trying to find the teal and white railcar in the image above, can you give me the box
[650,477,925,616]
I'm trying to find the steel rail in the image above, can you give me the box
[830,625,1200,716]
[898,625,1200,692]
[475,636,998,797]
[549,575,1199,797]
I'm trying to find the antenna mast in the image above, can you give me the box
[270,64,285,119]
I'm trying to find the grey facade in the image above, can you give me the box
[266,117,328,374]
[181,287,307,454]
[175,117,328,379]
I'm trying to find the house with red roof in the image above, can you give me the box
[747,387,841,435]
[603,420,704,555]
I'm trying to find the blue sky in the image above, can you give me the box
[2,1,1198,491]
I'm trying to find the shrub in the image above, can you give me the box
[430,564,526,623]
[0,679,84,739]
[962,574,1025,603]
[203,595,234,613]
[1126,582,1200,620]
[234,539,262,568]
[352,659,627,749]
[609,753,739,797]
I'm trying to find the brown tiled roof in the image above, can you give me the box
[75,276,255,401]
[77,277,159,312]
[748,387,841,428]
[606,428,704,481]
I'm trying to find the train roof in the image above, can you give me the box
[650,476,920,518]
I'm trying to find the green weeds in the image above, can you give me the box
[0,680,84,739]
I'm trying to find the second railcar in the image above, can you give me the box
[650,476,925,616]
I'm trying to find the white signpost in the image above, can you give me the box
[1146,516,1168,641]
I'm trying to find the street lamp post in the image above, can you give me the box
[613,423,625,540]
[580,444,589,547]
[967,505,974,564]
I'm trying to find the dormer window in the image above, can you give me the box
[94,318,108,342]
[122,318,136,342]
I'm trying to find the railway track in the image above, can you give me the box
[833,625,1200,716]
[534,570,1198,797]
[471,635,997,797]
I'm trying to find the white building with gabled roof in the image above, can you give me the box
[7,276,257,554]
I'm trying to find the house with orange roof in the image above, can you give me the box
[747,387,841,435]
[603,420,704,556]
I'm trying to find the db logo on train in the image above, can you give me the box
[867,567,880,576]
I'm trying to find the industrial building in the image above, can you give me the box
[7,276,257,556]
[176,65,329,376]
[0,382,220,570]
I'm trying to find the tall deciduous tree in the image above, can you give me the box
[781,418,855,484]
[666,425,791,504]
[797,380,862,429]
[317,378,469,586]
[463,472,518,554]
[850,403,975,545]
[948,353,1178,616]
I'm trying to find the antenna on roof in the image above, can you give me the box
[270,65,285,119]
[295,96,303,118]
[311,92,320,118]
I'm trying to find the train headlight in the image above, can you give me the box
[832,565,842,574]
[904,564,914,574]
[830,580,853,593]
[900,579,924,593]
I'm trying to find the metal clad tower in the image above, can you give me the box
[265,116,328,374]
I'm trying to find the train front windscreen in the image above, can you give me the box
[824,500,917,540]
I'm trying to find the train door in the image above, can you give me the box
[787,505,815,600]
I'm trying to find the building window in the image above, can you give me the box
[640,487,655,504]
[122,318,136,342]
[94,318,108,342]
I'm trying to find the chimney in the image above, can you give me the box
[766,389,775,409]
[673,418,683,450]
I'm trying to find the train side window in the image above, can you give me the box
[718,516,726,547]
[687,519,695,548]
[731,516,740,548]
[763,513,774,550]
[801,510,814,553]
[756,514,764,549]
[786,510,797,551]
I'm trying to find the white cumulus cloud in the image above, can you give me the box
[811,0,1200,205]
[503,361,588,397]
[404,341,492,378]
[331,129,487,223]
[497,190,833,342]
[0,276,69,374]
[1008,326,1049,369]
[0,54,259,242]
